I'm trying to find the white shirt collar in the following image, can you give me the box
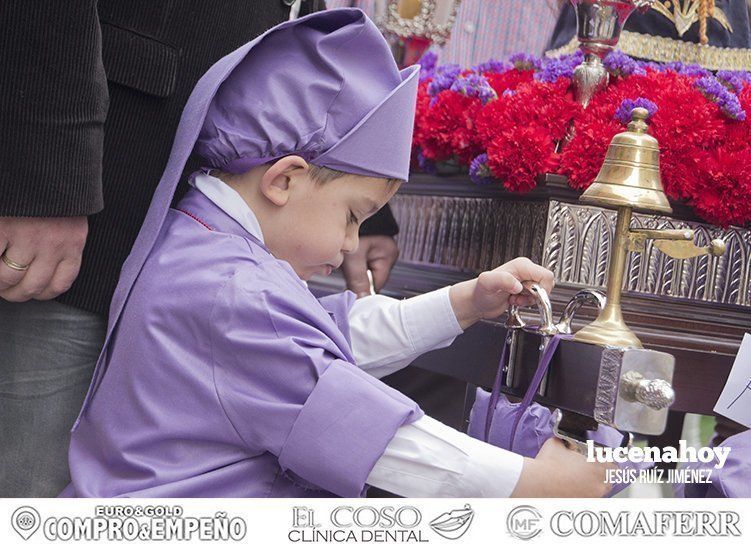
[188,172,265,243]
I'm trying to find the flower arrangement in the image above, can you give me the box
[412,50,751,228]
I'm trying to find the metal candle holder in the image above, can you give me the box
[570,0,654,106]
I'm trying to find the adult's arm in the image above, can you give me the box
[0,1,108,301]
[0,0,108,217]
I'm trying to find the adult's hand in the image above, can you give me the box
[0,216,88,302]
[341,235,399,298]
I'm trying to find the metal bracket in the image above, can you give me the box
[626,228,726,259]
[553,409,634,456]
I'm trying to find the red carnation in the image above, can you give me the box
[412,80,433,169]
[476,79,580,146]
[724,84,751,152]
[559,118,623,190]
[647,74,726,152]
[659,148,705,201]
[689,146,751,227]
[511,80,581,141]
[417,90,484,165]
[486,125,556,192]
[484,69,534,96]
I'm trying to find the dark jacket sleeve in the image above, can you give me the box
[298,0,332,17]
[0,1,108,217]
[359,204,399,237]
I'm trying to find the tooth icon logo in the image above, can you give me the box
[429,504,475,540]
[11,506,41,541]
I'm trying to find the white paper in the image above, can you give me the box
[714,333,751,427]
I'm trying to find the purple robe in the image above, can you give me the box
[61,189,422,497]
[675,430,751,498]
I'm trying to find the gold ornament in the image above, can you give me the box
[650,0,732,40]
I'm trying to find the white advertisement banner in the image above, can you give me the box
[0,498,748,544]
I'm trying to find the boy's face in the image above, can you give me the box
[267,170,400,281]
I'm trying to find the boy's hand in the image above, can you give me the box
[511,438,614,498]
[448,257,555,330]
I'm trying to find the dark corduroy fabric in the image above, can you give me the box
[2,0,397,316]
[0,1,108,217]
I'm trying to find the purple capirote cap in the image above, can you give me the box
[194,8,420,181]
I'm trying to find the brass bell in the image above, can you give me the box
[572,107,725,350]
[580,107,672,215]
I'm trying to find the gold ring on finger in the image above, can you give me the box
[1,251,30,272]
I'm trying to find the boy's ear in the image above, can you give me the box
[260,155,309,207]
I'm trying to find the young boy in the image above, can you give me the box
[61,8,611,498]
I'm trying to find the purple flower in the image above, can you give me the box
[450,73,497,104]
[658,61,681,73]
[509,52,542,71]
[603,50,645,77]
[566,50,585,64]
[636,60,664,72]
[614,98,658,125]
[418,50,438,71]
[636,60,714,78]
[417,151,437,175]
[473,58,511,75]
[502,89,516,98]
[427,63,462,99]
[661,62,710,78]
[716,70,751,94]
[695,76,747,120]
[678,64,712,78]
[469,153,493,185]
[418,50,438,82]
[535,51,584,83]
